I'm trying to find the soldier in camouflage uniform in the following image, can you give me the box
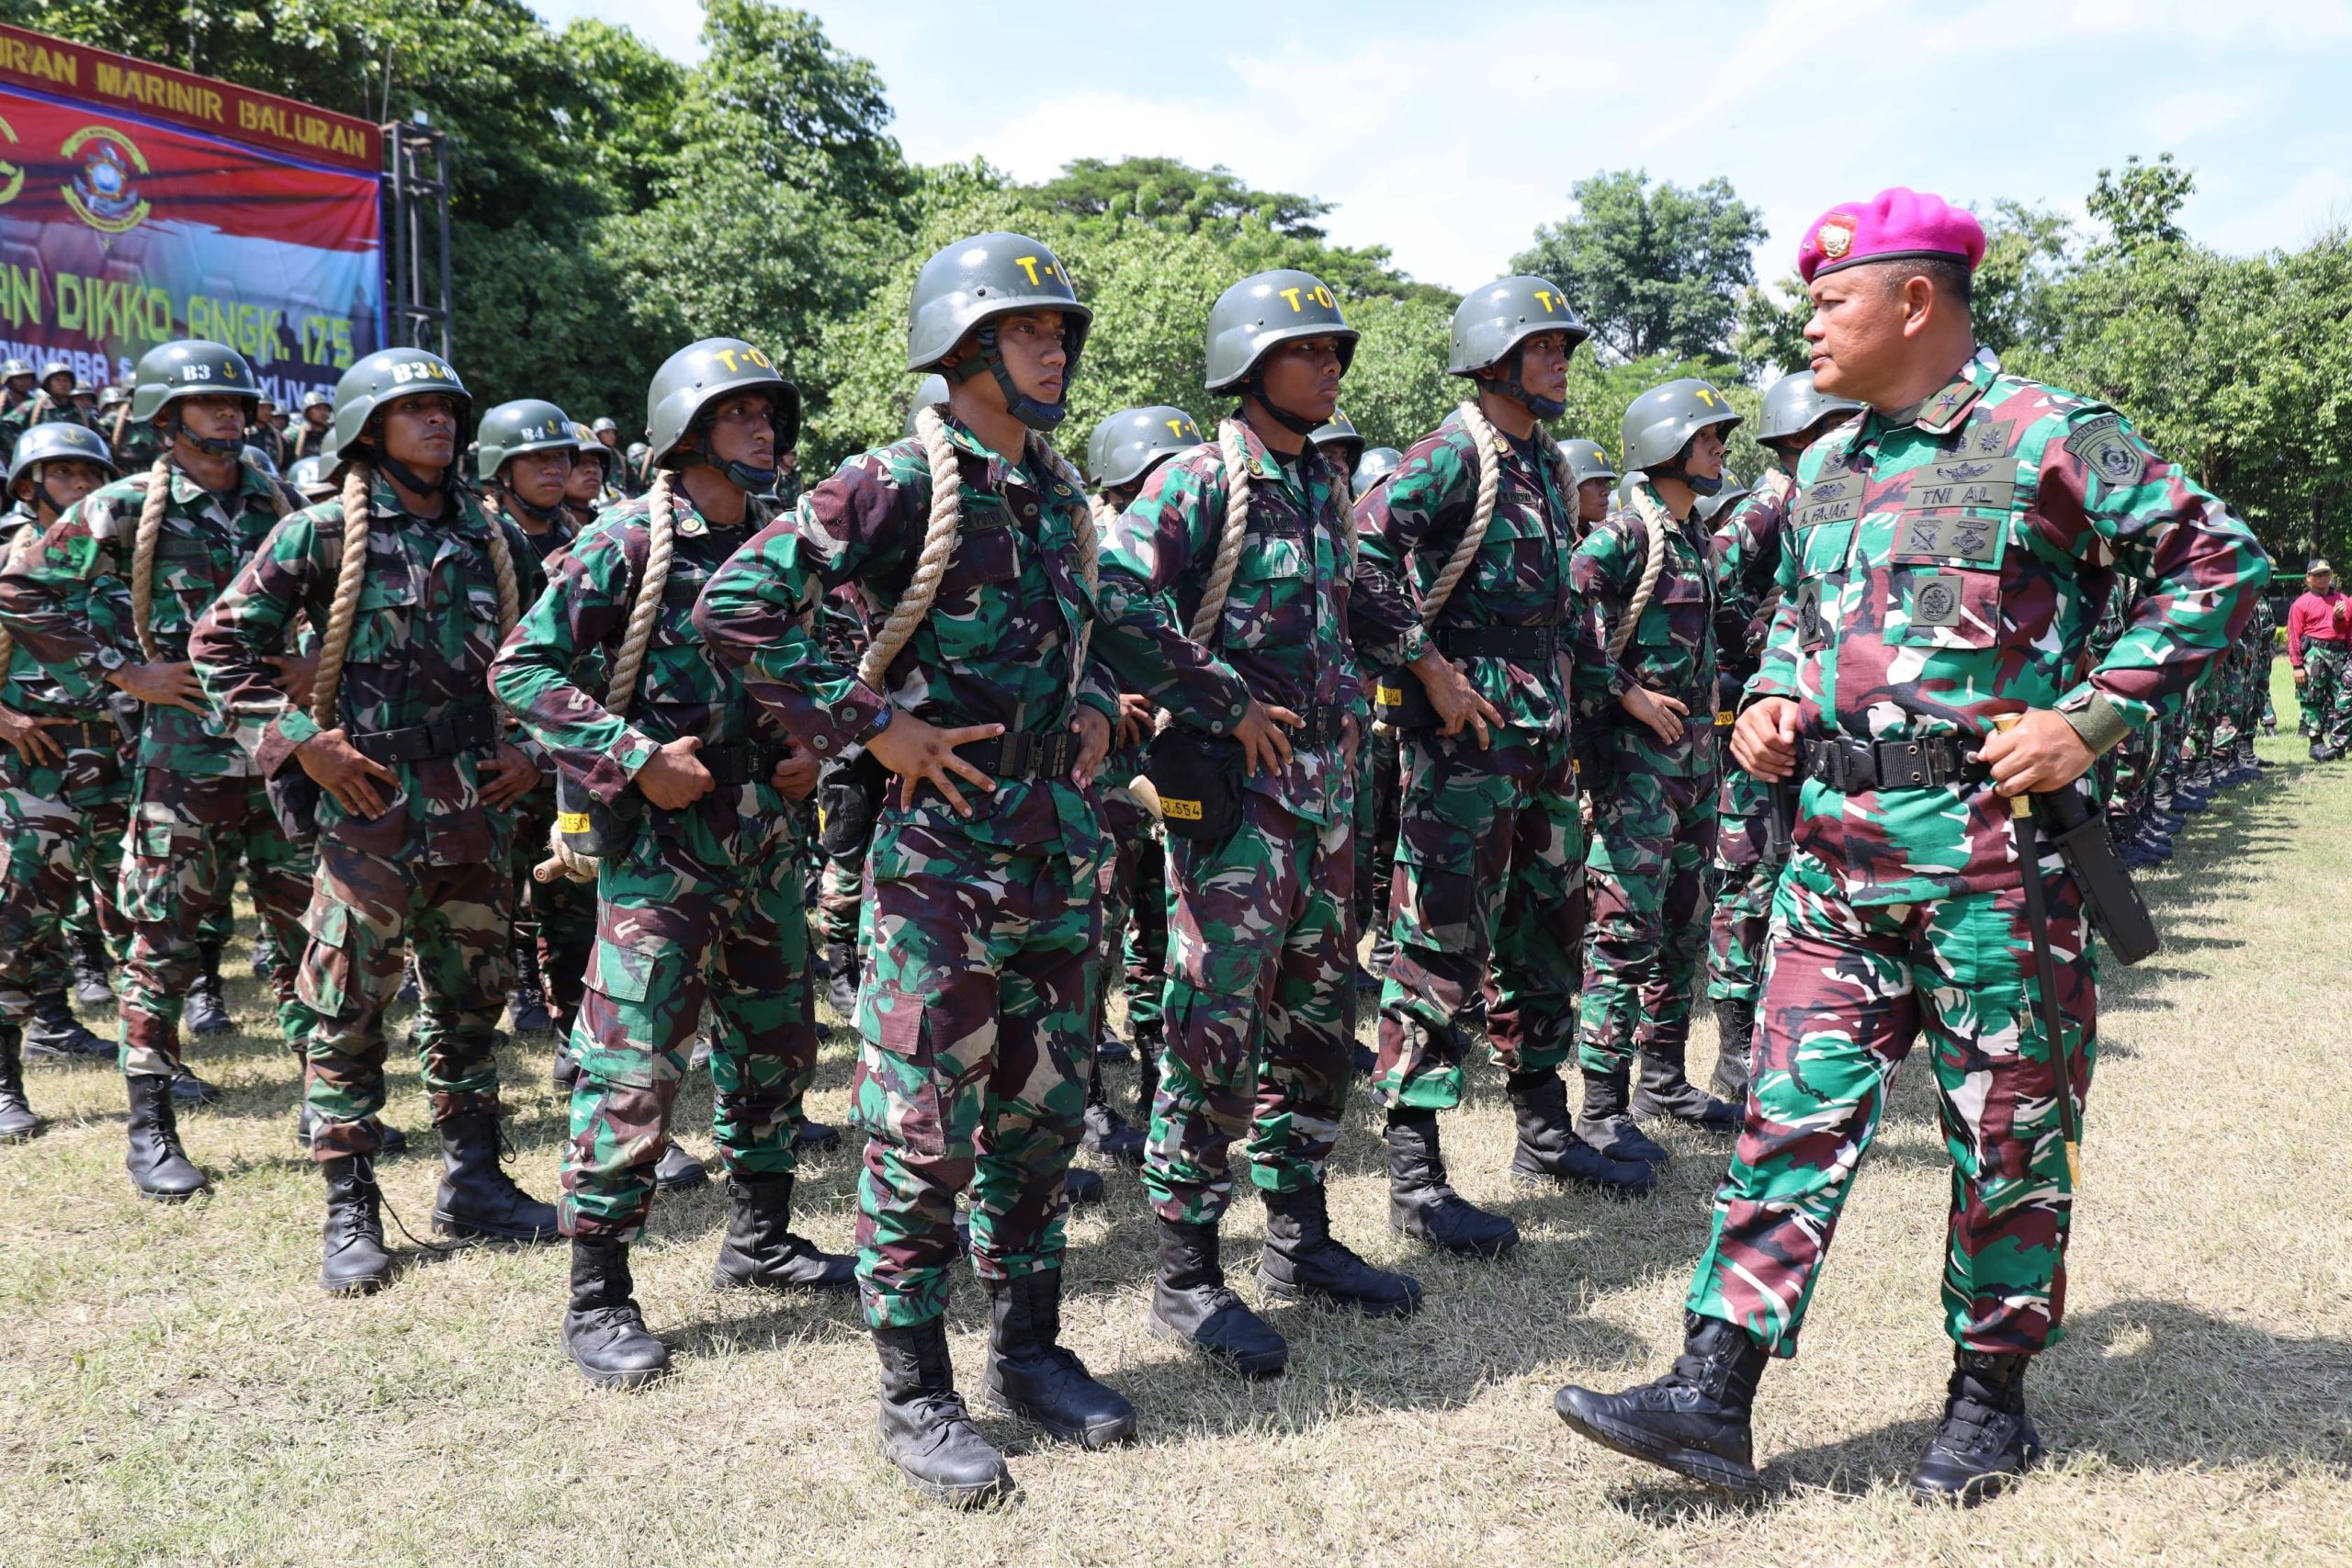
[699,232,1134,1506]
[1558,187,2268,1504]
[0,424,124,1141]
[1350,444,1406,1012]
[0,363,97,461]
[493,338,851,1390]
[284,391,334,465]
[1360,276,1653,1253]
[1702,372,1863,1100]
[1096,268,1425,1379]
[0,340,320,1199]
[1569,380,1745,1162]
[189,345,559,1293]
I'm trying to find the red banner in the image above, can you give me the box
[0,24,377,173]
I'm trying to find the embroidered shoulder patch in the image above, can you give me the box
[2064,413,2142,485]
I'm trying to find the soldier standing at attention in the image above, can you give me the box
[2286,559,2349,760]
[190,347,559,1292]
[1094,269,1424,1379]
[494,339,850,1389]
[0,341,320,1197]
[1360,276,1655,1253]
[1556,187,2267,1503]
[286,391,334,464]
[1569,380,1745,1160]
[698,232,1134,1506]
[1702,371,1861,1099]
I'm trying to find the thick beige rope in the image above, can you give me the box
[110,402,133,455]
[1610,481,1672,661]
[129,458,172,661]
[1420,401,1506,630]
[857,405,965,689]
[1188,419,1254,644]
[309,463,375,729]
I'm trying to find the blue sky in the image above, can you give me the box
[534,0,2349,294]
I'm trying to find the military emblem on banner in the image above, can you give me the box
[0,114,22,208]
[62,125,151,234]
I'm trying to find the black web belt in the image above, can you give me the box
[697,739,790,787]
[961,730,1081,779]
[1799,734,1984,792]
[349,704,498,764]
[1433,624,1559,660]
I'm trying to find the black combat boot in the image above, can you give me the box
[822,939,859,1016]
[123,1072,208,1201]
[1577,1064,1670,1165]
[1256,1183,1423,1317]
[797,1117,842,1153]
[71,928,113,1008]
[980,1269,1137,1449]
[550,1038,580,1094]
[1632,1038,1740,1130]
[1146,1215,1287,1378]
[184,942,232,1035]
[1063,1166,1105,1206]
[1080,1047,1146,1168]
[710,1173,854,1292]
[23,988,105,1061]
[1906,1348,2043,1505]
[1385,1108,1517,1258]
[294,1100,409,1156]
[873,1316,1015,1508]
[1555,1312,1771,1494]
[169,1062,221,1106]
[430,1109,560,1244]
[1708,998,1754,1102]
[319,1155,392,1296]
[652,1140,708,1194]
[1132,1028,1161,1126]
[507,931,552,1035]
[561,1236,671,1389]
[1093,1030,1131,1065]
[0,1024,42,1141]
[1506,1069,1654,1195]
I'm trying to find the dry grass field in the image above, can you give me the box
[5,698,2347,1566]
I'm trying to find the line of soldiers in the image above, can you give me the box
[0,182,2270,1515]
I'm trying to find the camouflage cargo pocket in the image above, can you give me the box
[575,933,682,1090]
[851,981,945,1157]
[294,896,360,1019]
[116,819,190,924]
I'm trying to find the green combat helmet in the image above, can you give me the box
[240,444,281,481]
[1695,474,1749,528]
[329,346,470,494]
[7,421,119,502]
[130,339,262,457]
[286,453,334,502]
[645,337,798,491]
[591,416,618,440]
[1621,378,1742,497]
[1204,269,1356,434]
[1087,405,1203,490]
[1756,369,1862,446]
[1352,446,1404,495]
[571,421,618,484]
[907,231,1090,431]
[476,398,577,487]
[903,372,951,438]
[1560,438,1617,487]
[1449,275,1589,418]
[1309,411,1365,470]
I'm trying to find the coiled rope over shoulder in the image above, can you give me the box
[130,456,300,664]
[309,463,375,729]
[1609,481,1672,662]
[1188,419,1256,644]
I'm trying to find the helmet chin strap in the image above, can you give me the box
[947,324,1067,431]
[375,446,456,502]
[164,412,244,460]
[1239,378,1323,437]
[1652,434,1725,498]
[1474,344,1567,422]
[497,481,565,529]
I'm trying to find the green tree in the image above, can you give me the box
[1034,156,1329,239]
[1515,171,1767,363]
[2088,152,2195,255]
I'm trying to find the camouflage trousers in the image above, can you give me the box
[2302,643,2352,751]
[119,769,310,1077]
[1146,784,1354,1226]
[854,817,1095,1329]
[1705,750,1776,1007]
[1092,781,1165,1043]
[1351,723,1402,950]
[562,790,818,1242]
[0,788,87,1030]
[294,840,510,1161]
[1578,754,1718,1073]
[510,793,594,1032]
[1687,855,2095,1357]
[1373,728,1581,1110]
[0,739,130,990]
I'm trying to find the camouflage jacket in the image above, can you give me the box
[1096,421,1413,826]
[109,417,164,474]
[1570,479,1721,779]
[0,507,132,801]
[1710,465,1796,705]
[0,459,293,777]
[695,414,1115,862]
[1756,347,2268,905]
[1355,409,1580,739]
[285,423,335,465]
[188,474,546,864]
[492,491,786,807]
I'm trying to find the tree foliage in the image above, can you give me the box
[1515,171,1767,363]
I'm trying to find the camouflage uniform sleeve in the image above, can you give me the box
[0,490,133,701]
[2041,407,2270,752]
[491,517,656,803]
[695,462,908,758]
[1568,515,1641,715]
[1093,452,1255,736]
[1349,432,1454,670]
[187,509,323,776]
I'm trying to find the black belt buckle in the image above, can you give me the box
[1880,739,1930,789]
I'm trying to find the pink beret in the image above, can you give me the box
[1797,187,1988,285]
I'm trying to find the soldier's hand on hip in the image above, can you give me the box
[1069,705,1113,786]
[266,650,319,707]
[1731,697,1800,779]
[636,735,715,810]
[1621,684,1689,746]
[768,740,819,802]
[1115,690,1153,749]
[1976,709,2094,797]
[0,705,74,766]
[865,712,1001,818]
[107,658,206,713]
[1233,699,1300,778]
[295,728,399,818]
[1410,649,1500,748]
[480,741,540,809]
